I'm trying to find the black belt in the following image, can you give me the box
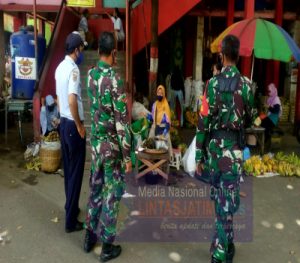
[210,130,239,141]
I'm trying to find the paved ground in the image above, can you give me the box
[0,123,300,263]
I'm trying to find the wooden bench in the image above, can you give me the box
[245,127,265,155]
[135,150,170,185]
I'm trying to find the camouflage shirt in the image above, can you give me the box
[196,65,257,162]
[87,60,131,163]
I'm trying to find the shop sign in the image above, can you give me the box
[103,0,125,8]
[15,57,36,80]
[67,0,95,7]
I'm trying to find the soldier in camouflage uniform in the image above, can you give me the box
[84,32,132,262]
[196,35,257,263]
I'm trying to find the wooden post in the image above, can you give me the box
[273,0,283,89]
[149,0,158,102]
[295,63,300,124]
[227,0,235,27]
[194,17,204,82]
[241,0,254,78]
[0,11,5,96]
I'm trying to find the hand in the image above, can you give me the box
[139,112,146,118]
[125,161,132,174]
[196,162,204,175]
[77,124,86,139]
[41,97,45,106]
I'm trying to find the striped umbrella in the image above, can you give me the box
[211,18,300,63]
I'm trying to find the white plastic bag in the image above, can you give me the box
[131,101,150,121]
[192,80,204,112]
[184,77,192,107]
[182,136,196,177]
[41,141,61,151]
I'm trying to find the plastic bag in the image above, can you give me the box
[184,77,192,107]
[132,102,150,121]
[182,136,196,177]
[41,141,61,151]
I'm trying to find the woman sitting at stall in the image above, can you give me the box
[148,85,172,154]
[261,83,282,138]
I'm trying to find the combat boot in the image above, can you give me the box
[211,256,222,263]
[226,243,235,263]
[99,243,122,262]
[83,229,97,253]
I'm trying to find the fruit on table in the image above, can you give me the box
[244,152,300,177]
[42,131,60,142]
[142,138,156,149]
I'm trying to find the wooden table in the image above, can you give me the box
[245,127,265,155]
[135,150,170,184]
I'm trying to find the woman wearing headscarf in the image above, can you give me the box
[261,83,282,137]
[149,85,172,153]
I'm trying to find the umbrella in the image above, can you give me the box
[211,18,300,64]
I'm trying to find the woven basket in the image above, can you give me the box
[143,148,168,154]
[40,147,61,173]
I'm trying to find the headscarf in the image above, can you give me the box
[152,85,171,125]
[267,83,281,107]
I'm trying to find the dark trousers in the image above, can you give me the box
[60,117,86,229]
[261,117,275,138]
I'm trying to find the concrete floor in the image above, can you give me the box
[0,124,300,263]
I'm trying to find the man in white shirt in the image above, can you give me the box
[106,8,125,48]
[55,32,86,233]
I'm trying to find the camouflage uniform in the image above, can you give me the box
[85,60,131,243]
[196,66,256,261]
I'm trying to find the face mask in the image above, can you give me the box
[76,51,83,65]
[47,104,55,112]
[157,95,163,102]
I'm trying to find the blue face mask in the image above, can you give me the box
[157,95,163,101]
[76,52,83,65]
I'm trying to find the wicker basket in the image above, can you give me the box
[143,148,168,154]
[39,147,61,173]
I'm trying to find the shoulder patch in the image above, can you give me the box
[72,69,79,82]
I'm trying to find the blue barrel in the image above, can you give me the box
[10,29,46,99]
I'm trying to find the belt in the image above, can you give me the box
[210,130,239,141]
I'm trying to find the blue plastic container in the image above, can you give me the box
[10,29,46,99]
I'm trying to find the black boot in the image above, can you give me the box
[226,243,235,263]
[211,256,222,263]
[83,229,97,253]
[99,243,122,262]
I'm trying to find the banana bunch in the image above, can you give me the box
[244,154,279,176]
[25,156,41,171]
[42,131,60,142]
[244,152,300,177]
[244,155,264,176]
[275,152,300,177]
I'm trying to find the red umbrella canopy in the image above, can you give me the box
[211,18,300,63]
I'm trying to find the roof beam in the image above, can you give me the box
[0,4,60,12]
[188,9,297,20]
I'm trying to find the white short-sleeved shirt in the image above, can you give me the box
[111,17,125,40]
[55,55,84,121]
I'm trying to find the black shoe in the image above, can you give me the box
[99,243,122,262]
[211,256,222,263]
[65,221,84,233]
[84,229,97,253]
[226,243,235,263]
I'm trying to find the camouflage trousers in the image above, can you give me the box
[85,138,125,243]
[208,139,242,261]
